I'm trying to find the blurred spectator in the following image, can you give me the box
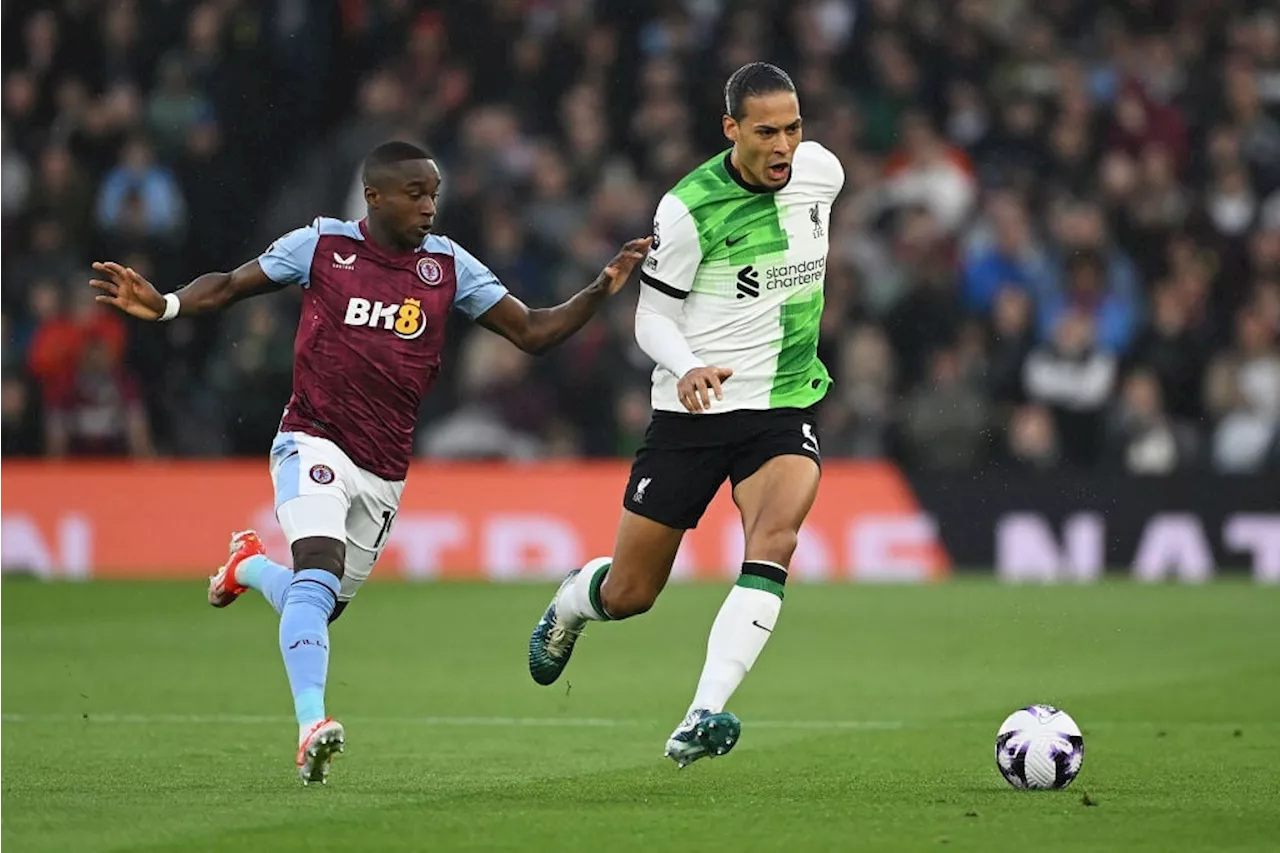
[998,404,1061,470]
[206,302,295,455]
[858,32,920,154]
[880,111,978,235]
[884,206,961,387]
[1121,146,1190,272]
[1042,109,1096,203]
[1040,200,1141,353]
[985,286,1037,407]
[4,70,40,152]
[525,144,589,256]
[1223,55,1280,191]
[20,9,59,83]
[1106,80,1188,173]
[974,94,1045,196]
[2,130,31,217]
[1104,369,1199,474]
[961,191,1054,316]
[44,336,152,458]
[418,332,555,460]
[1204,306,1280,472]
[944,81,990,151]
[1129,284,1210,423]
[1,369,43,456]
[1023,312,1118,467]
[95,135,186,244]
[1198,160,1260,248]
[32,144,95,249]
[4,217,81,318]
[177,118,250,275]
[613,387,652,459]
[1039,249,1139,356]
[26,280,126,393]
[822,324,897,459]
[98,0,144,86]
[147,57,214,159]
[900,347,989,471]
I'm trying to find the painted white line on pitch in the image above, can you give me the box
[0,712,902,730]
[751,719,903,730]
[1,714,1263,731]
[0,714,622,726]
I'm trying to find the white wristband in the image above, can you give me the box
[159,293,181,322]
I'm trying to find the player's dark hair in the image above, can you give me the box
[362,141,434,187]
[724,62,796,120]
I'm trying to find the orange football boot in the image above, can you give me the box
[296,718,345,785]
[207,530,267,607]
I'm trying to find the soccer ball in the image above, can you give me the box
[995,705,1085,790]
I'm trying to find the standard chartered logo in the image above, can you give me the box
[764,257,826,290]
[735,258,826,300]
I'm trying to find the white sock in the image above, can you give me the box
[556,557,613,626]
[688,560,786,714]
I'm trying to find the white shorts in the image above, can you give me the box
[269,431,405,602]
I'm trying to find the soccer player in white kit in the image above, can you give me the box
[528,63,844,766]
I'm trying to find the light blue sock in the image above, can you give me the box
[279,569,340,727]
[236,554,292,614]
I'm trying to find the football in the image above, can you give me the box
[995,705,1085,790]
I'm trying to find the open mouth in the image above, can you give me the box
[766,163,791,181]
[417,223,433,235]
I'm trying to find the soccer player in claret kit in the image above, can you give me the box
[528,63,844,767]
[90,142,651,785]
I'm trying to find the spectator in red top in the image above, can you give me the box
[1106,78,1188,174]
[27,278,125,392]
[44,334,152,458]
[882,110,978,235]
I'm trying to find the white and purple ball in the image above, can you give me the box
[995,705,1085,790]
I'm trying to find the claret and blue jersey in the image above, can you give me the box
[258,217,508,481]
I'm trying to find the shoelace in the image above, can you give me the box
[545,622,581,657]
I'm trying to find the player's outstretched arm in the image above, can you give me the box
[475,237,652,355]
[90,259,287,322]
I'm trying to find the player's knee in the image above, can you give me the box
[599,574,659,620]
[745,526,798,566]
[291,536,345,579]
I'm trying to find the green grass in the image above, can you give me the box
[3,579,1278,852]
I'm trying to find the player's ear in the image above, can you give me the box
[722,114,738,143]
[363,184,380,209]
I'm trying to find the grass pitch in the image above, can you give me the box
[3,579,1278,852]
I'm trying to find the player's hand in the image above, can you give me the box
[678,366,734,413]
[599,237,654,294]
[90,262,166,321]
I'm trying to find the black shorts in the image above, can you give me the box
[622,406,821,530]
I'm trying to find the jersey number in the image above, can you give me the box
[373,509,397,550]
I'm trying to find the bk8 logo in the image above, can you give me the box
[343,297,426,340]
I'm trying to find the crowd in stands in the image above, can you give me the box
[4,0,1279,473]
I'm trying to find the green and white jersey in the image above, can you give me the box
[640,140,844,413]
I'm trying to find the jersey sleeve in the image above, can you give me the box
[635,283,704,378]
[640,193,702,300]
[450,239,510,320]
[258,219,321,287]
[814,142,845,202]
